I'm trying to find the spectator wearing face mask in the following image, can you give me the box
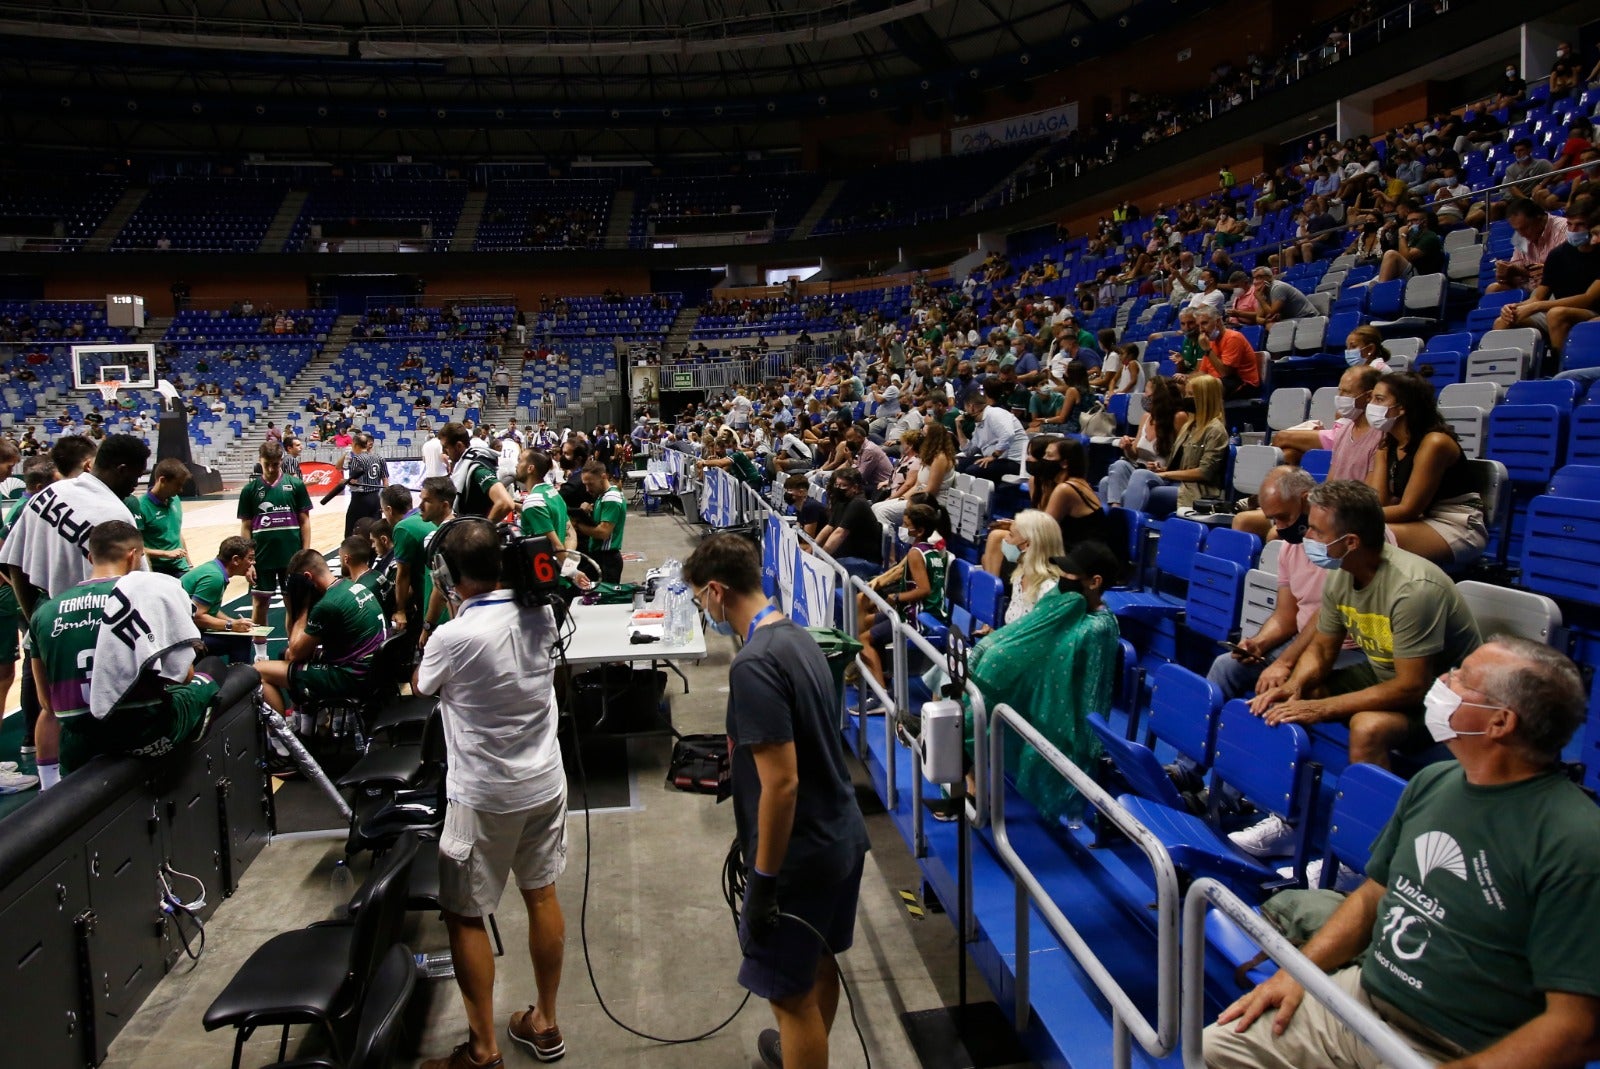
[1487,197,1570,294]
[1501,200,1600,360]
[1365,372,1488,568]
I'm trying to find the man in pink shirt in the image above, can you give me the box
[1487,197,1570,294]
[1207,466,1382,702]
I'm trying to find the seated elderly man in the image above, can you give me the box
[1206,636,1600,1069]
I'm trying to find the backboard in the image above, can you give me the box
[71,343,158,397]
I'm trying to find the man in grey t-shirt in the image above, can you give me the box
[684,533,869,1069]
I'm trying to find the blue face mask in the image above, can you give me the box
[1344,347,1365,366]
[1569,230,1592,249]
[1302,534,1348,570]
[704,606,734,637]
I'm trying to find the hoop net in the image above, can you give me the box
[92,381,122,405]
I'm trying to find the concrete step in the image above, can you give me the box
[259,190,309,253]
[791,179,845,241]
[84,186,149,251]
[449,189,488,252]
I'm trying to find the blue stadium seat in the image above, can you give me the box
[1118,701,1316,892]
[1565,322,1600,375]
[1521,493,1600,607]
[1203,528,1262,570]
[1506,378,1579,409]
[1487,404,1566,486]
[1089,663,1223,809]
[1567,408,1600,467]
[1300,449,1331,482]
[965,569,1005,630]
[1184,554,1247,642]
[1104,516,1206,620]
[1204,762,1406,984]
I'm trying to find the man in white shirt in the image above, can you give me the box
[415,520,569,1069]
[421,431,449,479]
[956,385,1029,482]
[1184,268,1229,316]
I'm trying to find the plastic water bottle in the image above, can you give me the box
[329,859,355,919]
[667,580,692,646]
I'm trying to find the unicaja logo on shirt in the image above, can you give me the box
[1414,831,1468,883]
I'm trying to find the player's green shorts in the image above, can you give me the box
[151,557,191,578]
[58,675,221,775]
[288,662,367,704]
[252,568,287,599]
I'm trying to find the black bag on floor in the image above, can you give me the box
[666,734,731,800]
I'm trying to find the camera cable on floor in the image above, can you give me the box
[549,608,871,1065]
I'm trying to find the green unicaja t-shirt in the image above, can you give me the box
[237,475,312,571]
[391,511,438,618]
[0,493,30,617]
[520,483,569,546]
[27,577,119,720]
[1316,544,1482,686]
[458,461,501,517]
[584,486,627,553]
[305,579,386,670]
[1362,762,1600,1051]
[127,492,188,576]
[180,558,229,614]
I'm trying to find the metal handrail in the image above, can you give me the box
[1181,878,1435,1069]
[988,702,1180,1067]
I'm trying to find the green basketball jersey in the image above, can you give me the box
[28,577,119,720]
[0,493,30,616]
[237,475,312,570]
[305,579,386,669]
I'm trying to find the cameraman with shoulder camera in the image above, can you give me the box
[414,520,569,1069]
[256,547,387,738]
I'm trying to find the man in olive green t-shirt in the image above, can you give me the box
[516,449,570,552]
[1207,638,1600,1067]
[1248,480,1481,769]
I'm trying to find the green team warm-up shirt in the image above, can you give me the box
[28,577,119,720]
[236,475,312,571]
[0,493,30,618]
[305,579,387,669]
[126,492,188,576]
[520,482,569,547]
[391,510,440,619]
[583,486,627,553]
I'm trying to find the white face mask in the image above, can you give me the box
[1366,402,1397,432]
[1423,678,1492,743]
[1334,395,1357,418]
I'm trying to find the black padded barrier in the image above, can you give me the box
[0,677,269,1069]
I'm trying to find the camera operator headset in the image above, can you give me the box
[423,519,869,1062]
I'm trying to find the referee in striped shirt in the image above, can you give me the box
[328,432,389,537]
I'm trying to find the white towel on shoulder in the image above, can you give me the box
[89,571,202,718]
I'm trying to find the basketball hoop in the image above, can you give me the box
[92,381,122,405]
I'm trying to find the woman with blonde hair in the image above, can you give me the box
[1110,373,1229,516]
[997,509,1066,625]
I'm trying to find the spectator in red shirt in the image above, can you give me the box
[1193,307,1261,399]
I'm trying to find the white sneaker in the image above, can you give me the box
[253,640,270,663]
[0,761,17,773]
[0,768,39,794]
[1281,858,1363,893]
[1228,814,1295,858]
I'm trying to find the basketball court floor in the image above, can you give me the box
[0,494,993,1069]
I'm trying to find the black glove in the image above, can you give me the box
[740,870,781,951]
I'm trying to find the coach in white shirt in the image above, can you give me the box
[956,386,1028,482]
